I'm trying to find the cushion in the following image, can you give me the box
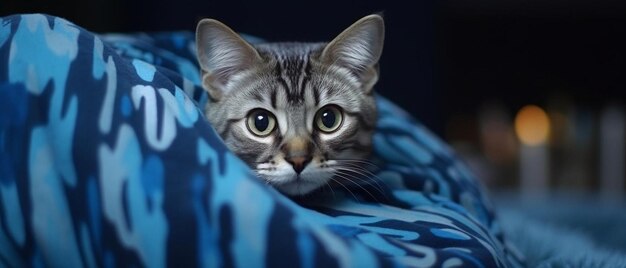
[0,14,522,267]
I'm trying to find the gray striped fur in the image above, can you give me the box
[196,15,384,195]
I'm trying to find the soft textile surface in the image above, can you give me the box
[496,193,626,267]
[0,14,521,267]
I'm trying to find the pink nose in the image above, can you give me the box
[285,156,312,174]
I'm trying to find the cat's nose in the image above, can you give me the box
[281,137,313,174]
[285,156,312,174]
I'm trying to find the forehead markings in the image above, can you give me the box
[312,85,320,106]
[273,50,315,105]
[296,58,311,102]
[285,58,303,90]
[270,87,277,109]
[250,90,264,102]
[273,62,292,103]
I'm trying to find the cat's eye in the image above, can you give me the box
[315,105,343,133]
[246,109,277,137]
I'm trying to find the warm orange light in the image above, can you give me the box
[515,105,550,146]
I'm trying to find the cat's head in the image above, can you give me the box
[196,15,384,195]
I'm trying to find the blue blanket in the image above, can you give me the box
[0,14,522,267]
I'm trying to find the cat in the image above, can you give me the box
[195,14,384,196]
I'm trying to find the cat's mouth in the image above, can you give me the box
[256,165,334,196]
[272,176,329,196]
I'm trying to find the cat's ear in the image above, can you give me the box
[321,14,385,93]
[196,19,262,100]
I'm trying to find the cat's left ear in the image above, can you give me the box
[321,14,385,93]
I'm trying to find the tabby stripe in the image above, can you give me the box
[220,118,241,137]
[237,152,260,164]
[336,141,371,153]
[324,125,361,151]
[228,132,271,163]
[312,86,320,106]
[274,62,294,102]
[312,129,324,146]
[272,131,284,151]
[290,60,303,90]
[299,59,311,100]
[344,110,375,130]
[252,91,263,102]
[270,88,277,109]
[334,124,360,142]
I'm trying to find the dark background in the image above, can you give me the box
[3,0,625,137]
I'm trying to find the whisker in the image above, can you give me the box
[252,171,275,186]
[329,177,359,201]
[336,159,379,169]
[342,170,391,196]
[332,170,380,201]
[332,166,389,199]
[324,180,336,200]
[334,161,389,191]
[334,162,379,179]
[333,164,389,194]
[334,172,381,202]
[335,159,385,179]
[333,171,384,201]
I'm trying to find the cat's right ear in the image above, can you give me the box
[196,19,262,101]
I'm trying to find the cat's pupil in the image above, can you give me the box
[255,113,269,131]
[321,110,336,128]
